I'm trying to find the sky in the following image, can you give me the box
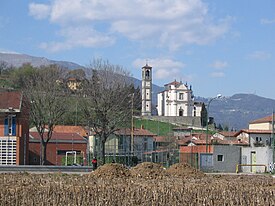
[1,0,275,99]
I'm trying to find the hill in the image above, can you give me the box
[1,52,274,130]
[0,52,84,70]
[196,94,275,130]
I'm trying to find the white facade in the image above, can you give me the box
[157,80,203,117]
[236,131,273,173]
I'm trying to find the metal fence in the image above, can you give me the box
[92,148,180,168]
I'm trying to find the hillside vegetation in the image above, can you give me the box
[134,118,176,136]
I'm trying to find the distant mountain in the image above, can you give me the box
[0,52,84,70]
[196,94,275,130]
[2,52,274,130]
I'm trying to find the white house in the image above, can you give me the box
[249,114,275,130]
[157,80,203,117]
[235,129,273,173]
[234,114,275,173]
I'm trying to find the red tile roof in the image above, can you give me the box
[164,80,180,86]
[53,125,88,137]
[29,132,87,142]
[234,129,274,136]
[0,91,22,111]
[249,115,275,124]
[177,133,248,146]
[154,136,176,142]
[218,131,237,137]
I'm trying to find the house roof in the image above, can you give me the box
[178,133,249,146]
[249,115,275,124]
[234,129,274,136]
[177,136,193,145]
[218,131,237,137]
[0,91,22,112]
[29,131,87,143]
[154,136,176,142]
[53,125,88,137]
[115,128,156,137]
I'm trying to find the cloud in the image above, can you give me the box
[210,72,225,78]
[260,18,275,24]
[29,3,50,19]
[29,0,231,52]
[248,51,271,60]
[39,26,115,52]
[133,58,186,80]
[209,60,227,78]
[210,60,228,69]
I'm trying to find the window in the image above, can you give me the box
[4,115,16,136]
[217,155,224,162]
[179,93,184,100]
[145,70,150,79]
[143,138,148,151]
[57,150,81,155]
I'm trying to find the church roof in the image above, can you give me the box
[164,80,180,86]
[142,64,152,69]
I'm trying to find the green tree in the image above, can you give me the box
[10,63,37,89]
[200,103,207,127]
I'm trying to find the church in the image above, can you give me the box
[157,80,203,117]
[141,63,204,118]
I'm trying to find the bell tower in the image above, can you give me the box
[141,64,152,116]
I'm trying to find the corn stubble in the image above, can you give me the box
[0,163,274,205]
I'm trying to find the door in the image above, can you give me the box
[251,151,256,173]
[200,153,213,171]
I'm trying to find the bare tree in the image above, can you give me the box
[0,61,8,75]
[81,59,137,165]
[23,65,69,165]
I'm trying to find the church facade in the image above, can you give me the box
[157,80,203,117]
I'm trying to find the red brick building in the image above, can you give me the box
[0,91,29,165]
[29,131,88,165]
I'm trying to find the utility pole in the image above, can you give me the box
[206,94,222,153]
[131,93,134,156]
[272,110,275,164]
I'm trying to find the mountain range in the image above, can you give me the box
[1,52,274,130]
[0,52,83,70]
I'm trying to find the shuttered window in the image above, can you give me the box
[4,115,16,136]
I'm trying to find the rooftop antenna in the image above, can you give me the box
[146,59,149,66]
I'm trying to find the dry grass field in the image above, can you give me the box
[0,163,274,205]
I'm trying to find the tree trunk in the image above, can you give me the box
[101,139,106,165]
[41,141,47,165]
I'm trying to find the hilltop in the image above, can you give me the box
[0,52,84,70]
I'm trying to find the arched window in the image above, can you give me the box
[179,109,183,116]
[145,70,150,79]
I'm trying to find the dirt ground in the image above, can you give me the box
[0,162,274,205]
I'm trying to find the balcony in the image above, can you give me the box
[253,141,265,147]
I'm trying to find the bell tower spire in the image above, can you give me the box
[141,63,152,116]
